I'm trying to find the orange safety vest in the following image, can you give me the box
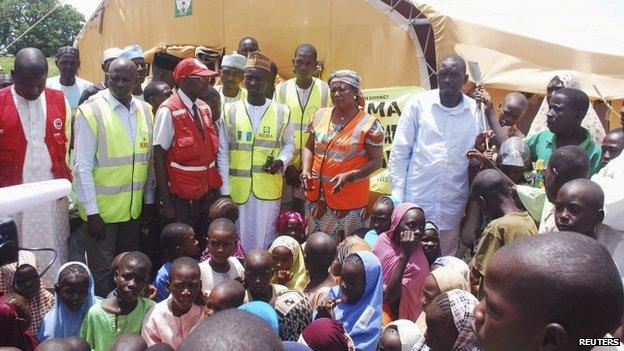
[304,108,376,210]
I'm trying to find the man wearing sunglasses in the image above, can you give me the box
[153,58,223,248]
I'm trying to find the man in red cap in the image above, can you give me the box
[153,58,223,247]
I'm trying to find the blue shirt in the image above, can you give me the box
[153,262,171,302]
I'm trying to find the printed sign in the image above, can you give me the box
[175,0,192,17]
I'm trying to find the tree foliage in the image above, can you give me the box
[0,0,85,56]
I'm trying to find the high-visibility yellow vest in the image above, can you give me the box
[77,96,153,223]
[224,99,290,205]
[275,77,329,170]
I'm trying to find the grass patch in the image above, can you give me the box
[0,57,59,77]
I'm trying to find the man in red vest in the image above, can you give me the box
[0,47,72,285]
[153,58,223,248]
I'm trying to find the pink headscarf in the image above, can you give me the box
[372,203,430,322]
[276,211,305,233]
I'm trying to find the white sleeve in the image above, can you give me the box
[73,112,99,215]
[143,107,156,205]
[153,106,174,150]
[217,118,230,196]
[277,108,295,171]
[592,166,624,231]
[388,98,418,202]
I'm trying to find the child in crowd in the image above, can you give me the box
[497,92,529,138]
[303,232,337,309]
[80,251,155,351]
[200,197,245,262]
[0,292,38,351]
[243,249,287,306]
[431,256,470,283]
[11,263,54,335]
[202,86,222,125]
[473,232,623,351]
[470,169,538,298]
[300,318,355,351]
[414,289,480,351]
[153,223,201,302]
[365,196,400,247]
[274,290,313,341]
[198,219,245,293]
[143,81,172,115]
[238,300,280,333]
[318,251,383,351]
[269,236,309,291]
[525,88,602,187]
[422,221,441,267]
[142,257,205,348]
[601,128,624,169]
[205,280,246,316]
[331,236,371,279]
[110,332,147,351]
[378,320,421,351]
[276,210,306,244]
[38,262,98,341]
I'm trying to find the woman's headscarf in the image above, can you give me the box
[328,251,383,351]
[10,263,54,336]
[299,317,355,351]
[527,72,606,144]
[277,211,305,233]
[372,203,430,322]
[269,236,309,291]
[336,236,371,268]
[328,70,366,108]
[238,301,279,334]
[448,289,480,351]
[430,266,470,293]
[37,262,98,341]
[0,293,38,351]
[275,290,313,341]
[432,256,470,284]
[384,319,423,351]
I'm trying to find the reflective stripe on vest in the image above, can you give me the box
[77,96,153,223]
[276,78,328,169]
[225,100,289,204]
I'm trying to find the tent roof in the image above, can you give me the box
[413,0,624,99]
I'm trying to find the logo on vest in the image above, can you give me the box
[258,126,273,139]
[237,131,253,142]
[140,137,149,149]
[53,117,63,130]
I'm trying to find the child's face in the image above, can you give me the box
[178,230,200,258]
[498,100,525,128]
[472,258,544,351]
[271,246,294,272]
[58,274,90,312]
[421,274,441,310]
[168,266,201,312]
[370,203,393,235]
[500,165,525,184]
[378,327,402,351]
[394,208,425,238]
[245,258,273,294]
[283,219,304,243]
[555,186,601,236]
[114,260,149,304]
[340,258,365,303]
[546,93,579,135]
[13,265,40,299]
[207,229,237,264]
[422,229,440,258]
[424,304,458,351]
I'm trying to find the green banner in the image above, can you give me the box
[175,0,193,17]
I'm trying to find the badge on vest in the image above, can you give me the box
[140,137,149,149]
[53,117,63,130]
[237,131,253,142]
[258,126,273,139]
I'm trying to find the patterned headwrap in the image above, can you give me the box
[448,289,480,351]
[274,290,313,341]
[328,69,366,108]
[245,51,271,72]
[276,211,305,233]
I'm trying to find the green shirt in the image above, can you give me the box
[524,128,602,188]
[80,297,155,351]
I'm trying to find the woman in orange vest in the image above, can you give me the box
[301,70,384,239]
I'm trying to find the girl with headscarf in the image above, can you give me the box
[365,195,401,248]
[302,70,385,239]
[379,319,423,351]
[413,289,480,351]
[372,203,430,323]
[416,266,471,333]
[527,72,606,144]
[330,236,371,279]
[238,300,280,334]
[277,210,306,244]
[275,290,313,341]
[38,262,99,341]
[299,317,355,351]
[269,236,310,291]
[11,263,54,336]
[0,293,38,351]
[319,251,383,351]
[432,256,471,283]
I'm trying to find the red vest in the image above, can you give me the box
[0,86,72,187]
[163,92,222,200]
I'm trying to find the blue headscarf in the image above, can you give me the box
[364,195,402,248]
[329,251,383,351]
[238,301,280,334]
[37,262,99,341]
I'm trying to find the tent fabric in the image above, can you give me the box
[411,0,624,99]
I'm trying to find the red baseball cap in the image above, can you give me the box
[172,58,218,82]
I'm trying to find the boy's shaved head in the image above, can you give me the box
[208,279,246,312]
[179,309,284,351]
[209,218,236,234]
[110,333,146,351]
[474,232,623,351]
[472,169,510,198]
[171,257,200,275]
[37,338,68,351]
[555,179,605,237]
[65,336,91,351]
[304,232,337,272]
